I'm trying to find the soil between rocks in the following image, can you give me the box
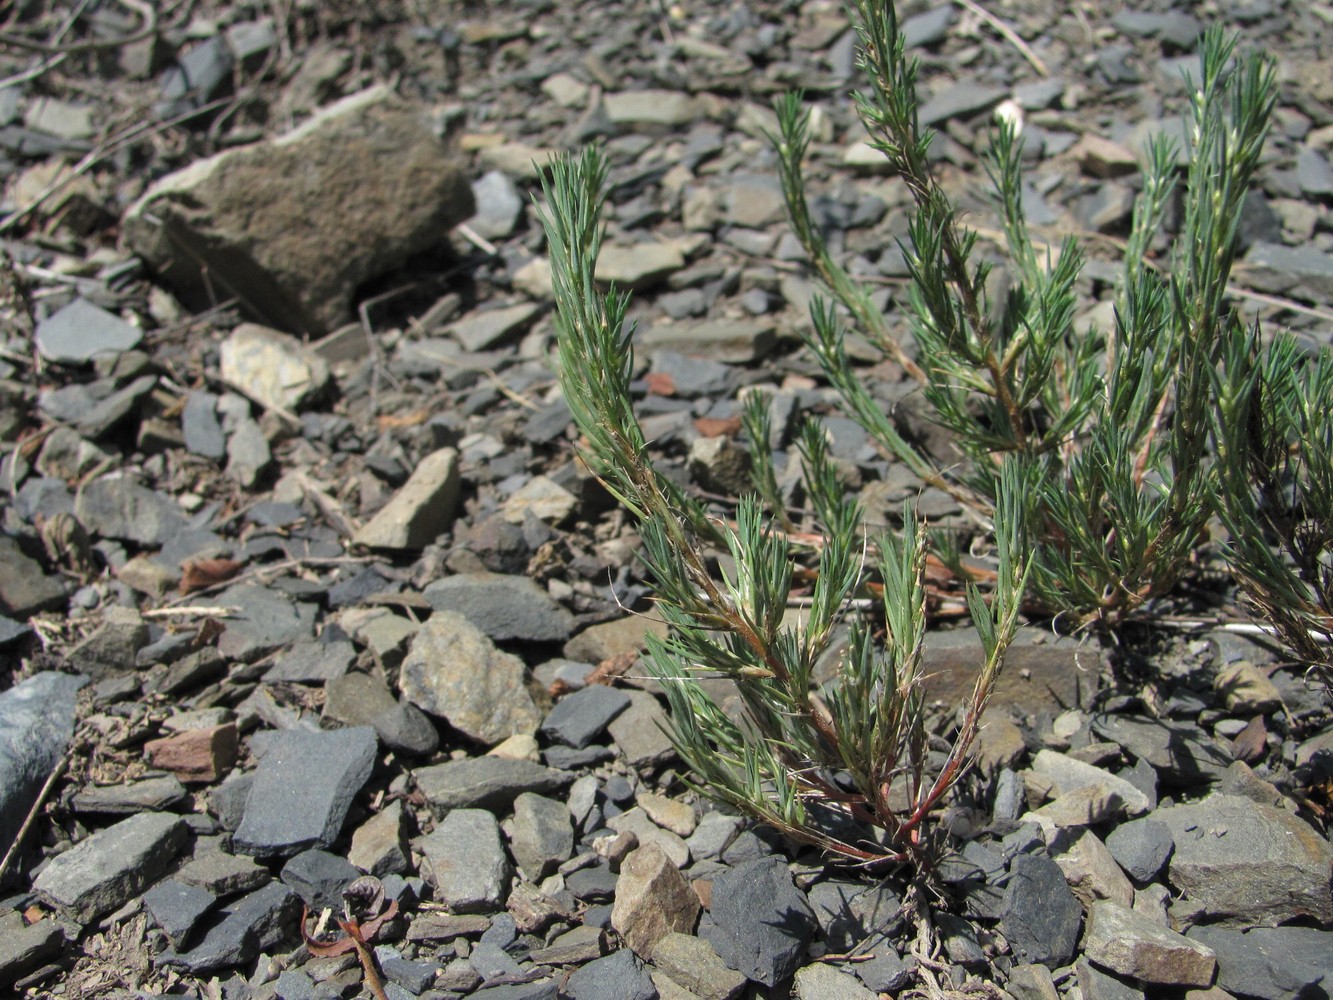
[1,1,1333,999]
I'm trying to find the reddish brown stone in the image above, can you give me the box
[144,723,239,783]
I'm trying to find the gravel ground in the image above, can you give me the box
[1,1,1333,998]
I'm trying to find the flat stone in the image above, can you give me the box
[34,298,142,364]
[349,799,409,876]
[35,811,187,921]
[636,792,697,838]
[1156,793,1333,925]
[640,318,777,365]
[708,855,817,987]
[0,911,64,985]
[0,536,66,617]
[1188,924,1333,1000]
[144,723,239,783]
[0,671,86,866]
[142,879,218,948]
[1244,241,1333,299]
[448,302,542,352]
[595,242,685,289]
[323,672,438,755]
[793,963,878,999]
[175,851,270,896]
[219,323,330,412]
[1104,817,1174,883]
[1050,828,1134,908]
[806,879,903,952]
[1091,714,1232,787]
[213,583,317,662]
[423,573,573,643]
[1213,660,1282,714]
[415,755,573,815]
[67,605,148,680]
[607,689,677,769]
[280,848,361,910]
[922,627,1095,715]
[566,948,657,1000]
[611,843,701,961]
[264,640,355,683]
[1082,900,1215,986]
[541,685,632,749]
[1000,853,1083,968]
[75,475,188,547]
[604,90,701,129]
[125,86,474,334]
[233,726,378,858]
[354,447,461,549]
[510,792,574,881]
[650,932,745,1000]
[70,774,188,814]
[469,169,524,240]
[919,82,1006,125]
[499,475,578,526]
[420,808,511,913]
[606,807,690,869]
[156,880,298,974]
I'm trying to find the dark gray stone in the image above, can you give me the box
[647,350,732,398]
[414,756,573,815]
[1091,714,1232,787]
[142,878,218,948]
[70,774,188,814]
[1000,854,1082,967]
[35,297,142,364]
[919,82,1006,126]
[470,980,558,1000]
[280,849,362,911]
[0,536,67,616]
[540,686,632,749]
[157,36,233,120]
[1104,817,1173,883]
[233,727,378,858]
[212,584,317,662]
[1075,958,1145,1000]
[1296,148,1333,197]
[1245,242,1333,299]
[0,614,29,645]
[1188,924,1333,1000]
[806,879,902,952]
[175,851,270,896]
[271,969,318,1000]
[709,855,818,987]
[34,811,187,921]
[469,939,524,981]
[510,792,574,881]
[422,572,574,642]
[156,880,299,974]
[75,476,188,547]
[381,955,439,994]
[0,671,86,877]
[565,948,656,1000]
[71,374,158,439]
[264,640,355,683]
[902,6,954,48]
[419,808,510,913]
[0,910,64,986]
[851,936,915,993]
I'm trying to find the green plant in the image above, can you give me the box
[777,1,1277,625]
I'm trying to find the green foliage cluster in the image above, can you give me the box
[539,0,1333,873]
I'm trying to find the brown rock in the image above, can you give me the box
[610,843,700,960]
[143,723,238,783]
[1082,900,1216,986]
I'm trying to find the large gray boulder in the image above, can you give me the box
[124,86,474,335]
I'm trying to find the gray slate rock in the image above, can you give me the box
[510,792,574,881]
[264,640,355,683]
[565,948,656,1000]
[35,297,142,364]
[414,755,573,815]
[142,879,218,948]
[0,536,66,617]
[324,671,439,756]
[1188,924,1333,1000]
[420,808,511,913]
[156,880,299,974]
[354,447,460,550]
[1091,714,1232,786]
[793,963,878,999]
[0,671,86,876]
[0,910,64,986]
[1104,817,1173,883]
[1156,792,1333,925]
[233,726,377,857]
[1000,853,1082,967]
[280,849,361,911]
[126,86,474,335]
[469,169,524,240]
[540,686,631,749]
[181,392,227,459]
[423,572,574,642]
[1081,900,1215,986]
[709,855,818,987]
[1244,242,1333,299]
[399,608,542,745]
[213,583,317,662]
[34,811,187,921]
[75,475,188,546]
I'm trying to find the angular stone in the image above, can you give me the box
[1000,854,1083,967]
[399,609,542,745]
[611,843,700,961]
[922,627,1095,715]
[279,848,361,910]
[0,671,86,870]
[541,686,631,749]
[510,792,574,881]
[1083,900,1215,986]
[420,808,510,913]
[70,774,188,814]
[793,963,878,999]
[233,727,377,858]
[423,573,574,643]
[499,475,578,526]
[1091,714,1232,787]
[35,298,142,365]
[142,879,218,947]
[1245,241,1333,299]
[469,169,524,239]
[0,911,63,985]
[156,881,299,974]
[212,583,317,662]
[805,879,902,952]
[415,755,572,815]
[219,323,331,412]
[1032,749,1151,817]
[354,447,460,550]
[1188,924,1333,1000]
[608,689,677,769]
[34,811,187,921]
[604,90,701,129]
[1050,827,1134,908]
[606,807,690,869]
[448,302,542,352]
[1156,793,1333,925]
[175,851,270,896]
[144,723,239,783]
[125,86,474,335]
[595,242,685,289]
[708,855,817,987]
[0,536,66,617]
[650,932,746,1000]
[75,476,188,547]
[264,640,355,683]
[349,799,409,877]
[566,948,657,1000]
[1105,817,1174,883]
[639,318,777,365]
